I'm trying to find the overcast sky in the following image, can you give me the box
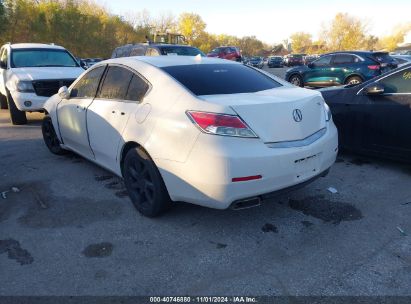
[95,0,411,44]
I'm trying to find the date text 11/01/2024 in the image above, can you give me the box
[149,297,258,303]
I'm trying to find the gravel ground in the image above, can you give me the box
[0,94,410,296]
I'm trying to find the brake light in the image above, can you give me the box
[186,111,258,138]
[368,65,380,70]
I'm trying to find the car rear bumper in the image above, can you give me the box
[9,91,48,111]
[156,122,338,209]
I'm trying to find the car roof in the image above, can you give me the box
[154,44,196,48]
[9,43,66,50]
[107,56,240,68]
[122,43,196,48]
[325,51,388,56]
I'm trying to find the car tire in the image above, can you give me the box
[289,74,303,87]
[0,94,8,109]
[123,147,171,217]
[7,90,27,125]
[42,115,66,155]
[345,76,363,85]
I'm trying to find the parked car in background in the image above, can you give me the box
[42,56,337,217]
[206,46,242,62]
[392,55,411,66]
[0,43,85,124]
[286,51,398,88]
[284,54,304,67]
[320,63,411,162]
[111,43,205,58]
[267,56,284,68]
[248,56,264,68]
[83,58,103,69]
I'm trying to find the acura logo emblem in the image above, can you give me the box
[293,109,303,122]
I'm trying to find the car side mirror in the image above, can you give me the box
[58,86,70,99]
[0,61,7,69]
[364,83,384,95]
[307,63,314,68]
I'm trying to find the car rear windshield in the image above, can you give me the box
[161,64,282,96]
[160,46,204,56]
[11,49,79,68]
[371,52,394,63]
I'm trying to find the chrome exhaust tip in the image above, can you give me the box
[231,197,261,210]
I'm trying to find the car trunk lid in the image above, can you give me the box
[199,87,326,143]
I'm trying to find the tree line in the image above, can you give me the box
[0,0,409,59]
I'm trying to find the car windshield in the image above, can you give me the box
[162,63,282,96]
[160,46,205,56]
[11,49,79,68]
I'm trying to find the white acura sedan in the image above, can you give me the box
[42,56,338,217]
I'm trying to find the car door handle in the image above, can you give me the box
[111,110,125,115]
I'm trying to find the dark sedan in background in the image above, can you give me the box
[286,51,398,88]
[267,56,284,68]
[320,63,411,162]
[248,56,264,68]
[284,54,304,66]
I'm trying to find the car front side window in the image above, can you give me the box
[378,67,411,94]
[70,66,106,99]
[312,55,332,67]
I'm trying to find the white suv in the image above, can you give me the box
[0,43,85,124]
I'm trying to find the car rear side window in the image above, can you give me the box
[162,64,282,96]
[70,66,105,99]
[379,67,411,93]
[98,66,134,100]
[125,74,149,102]
[333,54,355,64]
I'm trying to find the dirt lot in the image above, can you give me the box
[0,87,411,296]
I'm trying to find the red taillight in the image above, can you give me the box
[186,111,257,138]
[368,65,380,70]
[232,175,262,182]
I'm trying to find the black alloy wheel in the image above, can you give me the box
[123,147,171,217]
[42,116,66,155]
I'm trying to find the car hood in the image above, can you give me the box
[10,67,84,81]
